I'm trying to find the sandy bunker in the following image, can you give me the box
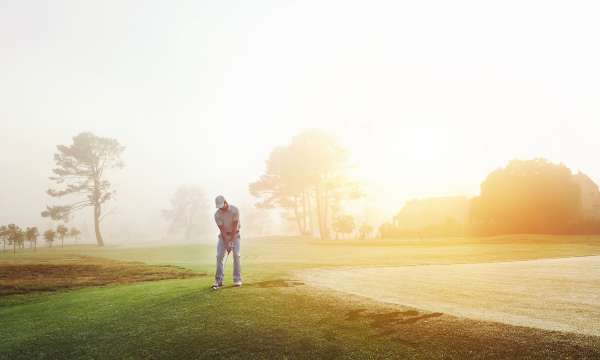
[299,256,600,336]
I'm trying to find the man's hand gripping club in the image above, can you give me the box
[218,221,238,254]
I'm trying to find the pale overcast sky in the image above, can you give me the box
[1,1,599,239]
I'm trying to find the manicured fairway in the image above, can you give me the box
[1,236,600,359]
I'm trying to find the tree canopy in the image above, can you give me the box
[250,129,360,239]
[469,159,582,235]
[42,132,125,246]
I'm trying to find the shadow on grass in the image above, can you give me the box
[345,307,444,342]
[215,279,305,291]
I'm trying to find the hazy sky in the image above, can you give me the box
[1,1,599,237]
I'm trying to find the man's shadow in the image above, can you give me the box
[211,279,304,291]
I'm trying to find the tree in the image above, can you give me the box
[249,146,307,233]
[44,229,56,248]
[16,228,25,252]
[162,186,210,242]
[250,130,360,239]
[56,224,68,248]
[289,130,360,240]
[6,224,24,255]
[358,223,373,240]
[69,227,81,244]
[332,215,355,239]
[0,225,7,252]
[469,159,582,235]
[42,132,125,246]
[250,145,319,236]
[25,227,40,251]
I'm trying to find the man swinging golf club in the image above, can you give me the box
[212,195,242,289]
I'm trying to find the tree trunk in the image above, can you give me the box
[315,185,330,240]
[94,204,105,246]
[314,187,323,239]
[293,196,304,235]
[307,190,315,236]
[301,191,307,235]
[323,188,330,239]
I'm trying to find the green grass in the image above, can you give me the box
[1,235,600,359]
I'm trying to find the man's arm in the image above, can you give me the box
[231,220,238,236]
[219,224,235,253]
[231,207,240,237]
[217,224,229,242]
[215,212,230,244]
[227,221,237,252]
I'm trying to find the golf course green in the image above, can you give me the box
[2,235,600,359]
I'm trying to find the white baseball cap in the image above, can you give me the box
[215,195,226,209]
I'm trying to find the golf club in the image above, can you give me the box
[223,248,231,269]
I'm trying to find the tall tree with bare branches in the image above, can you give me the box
[42,132,125,246]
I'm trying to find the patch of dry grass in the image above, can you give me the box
[0,255,204,296]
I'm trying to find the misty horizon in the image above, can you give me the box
[2,1,600,244]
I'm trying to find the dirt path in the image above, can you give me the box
[298,256,600,336]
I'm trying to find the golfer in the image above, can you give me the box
[212,195,242,289]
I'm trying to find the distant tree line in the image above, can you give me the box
[0,224,80,254]
[381,159,600,238]
[331,215,374,240]
[380,218,465,238]
[32,132,597,243]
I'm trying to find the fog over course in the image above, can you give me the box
[2,1,599,243]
